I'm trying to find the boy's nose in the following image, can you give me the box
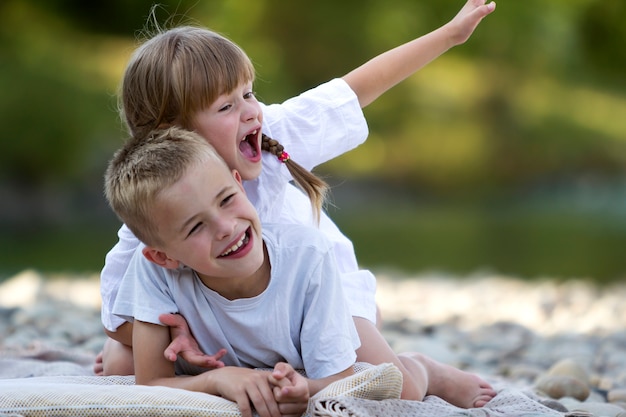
[214,217,236,241]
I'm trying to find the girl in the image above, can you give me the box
[101,0,497,407]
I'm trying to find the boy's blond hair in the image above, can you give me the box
[120,25,327,222]
[105,127,226,247]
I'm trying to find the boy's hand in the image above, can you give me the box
[448,0,496,46]
[268,362,310,417]
[158,313,227,368]
[208,367,282,417]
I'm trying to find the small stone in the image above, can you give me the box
[608,388,626,404]
[594,375,616,391]
[535,374,590,401]
[557,397,582,410]
[547,358,590,385]
[568,402,626,417]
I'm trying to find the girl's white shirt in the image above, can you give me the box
[101,78,377,331]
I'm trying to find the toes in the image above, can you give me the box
[474,396,492,408]
[473,390,497,408]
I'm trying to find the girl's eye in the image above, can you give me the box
[218,104,232,112]
[244,91,256,100]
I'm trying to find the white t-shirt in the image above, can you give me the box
[113,223,360,380]
[101,78,377,331]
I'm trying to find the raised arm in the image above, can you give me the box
[343,0,496,108]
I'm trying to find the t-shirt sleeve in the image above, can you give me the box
[112,247,178,326]
[260,78,368,171]
[100,224,141,331]
[299,241,361,379]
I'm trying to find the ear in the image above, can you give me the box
[142,246,180,270]
[232,169,245,191]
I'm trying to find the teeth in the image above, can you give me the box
[241,130,257,142]
[221,233,246,256]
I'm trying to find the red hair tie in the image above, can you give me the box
[278,151,290,163]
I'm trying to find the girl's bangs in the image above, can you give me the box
[189,42,255,113]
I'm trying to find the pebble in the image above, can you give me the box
[609,389,626,403]
[535,374,590,401]
[1,269,625,417]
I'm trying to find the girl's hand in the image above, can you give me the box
[207,367,282,417]
[447,0,496,46]
[158,313,227,368]
[268,362,310,417]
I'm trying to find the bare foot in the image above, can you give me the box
[432,364,496,408]
[399,352,497,408]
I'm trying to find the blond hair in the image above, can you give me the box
[120,25,327,222]
[105,127,226,247]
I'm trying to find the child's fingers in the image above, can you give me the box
[268,362,290,384]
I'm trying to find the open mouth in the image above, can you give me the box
[238,130,260,160]
[219,227,251,258]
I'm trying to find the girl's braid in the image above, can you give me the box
[261,134,328,223]
[261,135,285,158]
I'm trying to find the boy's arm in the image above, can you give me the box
[133,320,177,385]
[305,366,355,396]
[104,321,132,346]
[133,320,281,417]
[343,0,496,108]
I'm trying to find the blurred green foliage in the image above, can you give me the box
[1,0,625,280]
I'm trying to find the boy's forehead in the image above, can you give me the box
[153,160,235,223]
[179,157,233,192]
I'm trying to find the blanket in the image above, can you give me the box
[0,348,581,417]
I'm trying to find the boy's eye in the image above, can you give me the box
[221,193,236,207]
[244,91,256,99]
[187,222,202,237]
[218,104,232,112]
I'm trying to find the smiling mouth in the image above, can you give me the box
[239,130,259,159]
[219,228,250,257]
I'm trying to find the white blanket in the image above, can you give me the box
[0,348,574,417]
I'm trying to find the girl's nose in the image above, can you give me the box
[241,100,260,122]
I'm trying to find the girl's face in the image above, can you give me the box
[192,81,264,181]
[151,161,265,290]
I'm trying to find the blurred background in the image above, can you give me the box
[1,0,625,284]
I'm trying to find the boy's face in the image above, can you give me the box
[149,158,264,283]
[192,81,264,182]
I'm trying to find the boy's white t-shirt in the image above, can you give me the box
[113,223,360,380]
[101,78,377,331]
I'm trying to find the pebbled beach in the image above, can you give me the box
[1,269,626,416]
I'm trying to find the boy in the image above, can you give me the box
[104,127,360,417]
